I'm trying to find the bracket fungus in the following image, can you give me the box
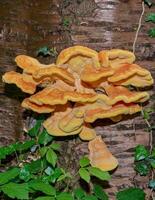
[2,45,154,172]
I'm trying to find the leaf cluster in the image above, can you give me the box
[134,145,155,175]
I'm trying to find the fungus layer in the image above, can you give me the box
[2,45,153,172]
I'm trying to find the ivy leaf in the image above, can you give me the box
[38,129,53,145]
[1,182,29,199]
[146,13,155,23]
[46,149,58,167]
[28,180,56,196]
[83,195,98,200]
[35,197,55,200]
[79,168,90,183]
[56,192,74,200]
[50,143,61,151]
[28,120,43,137]
[0,168,20,185]
[74,188,86,199]
[19,167,31,182]
[93,184,109,200]
[134,162,151,175]
[116,187,145,200]
[134,145,149,161]
[37,46,51,57]
[149,180,155,189]
[148,28,155,37]
[79,156,90,167]
[144,0,153,7]
[88,167,111,181]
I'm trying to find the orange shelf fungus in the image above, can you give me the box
[2,45,154,172]
[88,136,118,171]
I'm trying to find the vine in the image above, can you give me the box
[133,0,155,199]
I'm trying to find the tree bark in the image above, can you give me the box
[0,0,154,199]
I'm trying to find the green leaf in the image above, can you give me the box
[50,143,61,151]
[88,167,111,181]
[142,110,150,120]
[37,46,51,57]
[79,168,90,183]
[35,197,55,200]
[46,149,58,167]
[28,119,43,137]
[134,162,150,175]
[45,166,53,175]
[50,168,63,183]
[38,129,53,145]
[56,192,73,200]
[0,140,35,160]
[24,159,47,174]
[19,167,31,182]
[74,188,86,199]
[149,180,155,189]
[0,168,20,185]
[116,187,145,200]
[148,28,155,37]
[144,0,153,7]
[29,180,56,196]
[134,145,149,161]
[93,184,109,200]
[83,195,98,200]
[79,156,90,167]
[1,182,29,199]
[15,140,36,151]
[150,159,155,168]
[40,147,48,157]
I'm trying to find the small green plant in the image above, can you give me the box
[144,1,155,37]
[0,118,146,199]
[62,17,71,28]
[36,46,58,57]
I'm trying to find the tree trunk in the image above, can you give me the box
[0,0,154,199]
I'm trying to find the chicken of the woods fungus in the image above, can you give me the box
[2,45,154,172]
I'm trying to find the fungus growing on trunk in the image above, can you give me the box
[2,45,154,172]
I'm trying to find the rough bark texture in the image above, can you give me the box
[0,0,155,199]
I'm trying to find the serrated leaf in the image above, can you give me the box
[116,187,145,200]
[1,182,29,199]
[149,180,155,189]
[38,129,53,145]
[134,145,149,161]
[35,197,55,200]
[148,28,155,37]
[50,143,61,151]
[46,149,58,167]
[29,180,56,196]
[74,188,86,199]
[0,168,20,185]
[134,162,151,175]
[83,195,98,200]
[19,167,31,182]
[88,167,111,181]
[56,192,73,200]
[93,184,109,200]
[79,156,90,167]
[28,120,43,137]
[79,168,90,183]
